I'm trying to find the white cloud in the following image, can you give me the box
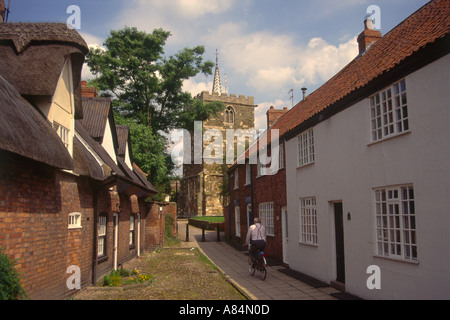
[255,100,291,131]
[79,32,106,80]
[182,78,213,96]
[202,22,358,98]
[116,0,237,45]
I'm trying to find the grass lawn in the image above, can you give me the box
[189,216,225,223]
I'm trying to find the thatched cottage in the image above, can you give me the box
[0,21,173,299]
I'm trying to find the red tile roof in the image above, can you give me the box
[231,0,449,168]
[274,0,449,138]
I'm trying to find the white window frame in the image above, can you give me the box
[53,121,70,149]
[259,202,274,236]
[68,212,82,229]
[375,185,417,262]
[370,79,409,142]
[234,168,239,190]
[297,129,315,167]
[98,215,107,257]
[299,197,318,245]
[279,142,284,170]
[235,207,241,237]
[245,162,251,186]
[129,214,135,246]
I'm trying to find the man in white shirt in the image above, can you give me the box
[244,218,266,266]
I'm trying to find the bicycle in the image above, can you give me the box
[248,248,267,281]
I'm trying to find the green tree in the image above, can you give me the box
[0,249,27,300]
[86,27,224,192]
[86,26,223,133]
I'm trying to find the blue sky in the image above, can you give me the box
[9,0,429,129]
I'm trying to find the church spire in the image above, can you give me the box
[212,49,222,95]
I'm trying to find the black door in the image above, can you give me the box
[334,203,345,283]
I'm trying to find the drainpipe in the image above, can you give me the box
[227,170,231,240]
[92,189,99,285]
[250,161,254,224]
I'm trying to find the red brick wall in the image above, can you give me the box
[0,152,95,299]
[225,142,287,263]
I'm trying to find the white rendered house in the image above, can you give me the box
[279,0,450,299]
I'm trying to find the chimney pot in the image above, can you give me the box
[301,87,307,100]
[365,18,374,30]
[357,19,382,54]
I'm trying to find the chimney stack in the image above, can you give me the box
[266,106,289,128]
[81,81,98,98]
[357,18,382,54]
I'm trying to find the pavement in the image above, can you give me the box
[176,219,340,300]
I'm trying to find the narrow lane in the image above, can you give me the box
[177,219,340,300]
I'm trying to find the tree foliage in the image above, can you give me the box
[87,26,223,133]
[86,27,225,191]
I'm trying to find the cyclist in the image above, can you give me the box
[244,218,266,267]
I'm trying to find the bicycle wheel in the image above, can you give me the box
[257,256,267,281]
[248,255,255,276]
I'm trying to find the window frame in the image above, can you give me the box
[374,185,417,262]
[224,106,235,124]
[68,212,82,229]
[279,142,284,170]
[98,214,108,258]
[235,207,241,237]
[245,162,251,186]
[234,168,239,190]
[53,121,70,149]
[129,214,136,248]
[299,197,318,245]
[259,202,274,237]
[370,79,409,142]
[297,129,315,168]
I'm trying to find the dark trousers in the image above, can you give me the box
[250,240,266,265]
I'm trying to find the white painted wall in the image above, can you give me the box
[102,117,118,165]
[285,54,450,300]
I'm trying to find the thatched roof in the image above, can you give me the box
[76,98,157,196]
[73,135,105,181]
[116,125,130,158]
[0,22,88,54]
[80,97,112,142]
[0,74,73,169]
[0,23,88,119]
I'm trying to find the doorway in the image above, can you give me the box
[334,202,345,284]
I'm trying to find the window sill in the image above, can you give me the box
[297,162,315,170]
[373,254,419,265]
[298,242,318,248]
[98,255,108,264]
[367,130,411,147]
[68,226,82,230]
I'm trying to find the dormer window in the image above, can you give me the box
[225,106,235,124]
[53,122,70,149]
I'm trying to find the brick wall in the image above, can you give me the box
[0,150,164,298]
[0,151,95,299]
[225,142,287,263]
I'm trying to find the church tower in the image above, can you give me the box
[179,51,256,217]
